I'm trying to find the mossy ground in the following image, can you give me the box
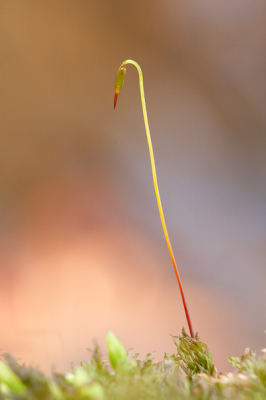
[0,329,265,399]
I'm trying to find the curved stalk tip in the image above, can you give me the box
[113,60,195,338]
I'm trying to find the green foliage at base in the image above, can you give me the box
[0,329,265,399]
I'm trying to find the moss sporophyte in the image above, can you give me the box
[0,64,265,400]
[114,60,194,338]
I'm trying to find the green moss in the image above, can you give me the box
[0,331,265,399]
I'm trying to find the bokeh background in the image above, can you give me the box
[0,0,265,373]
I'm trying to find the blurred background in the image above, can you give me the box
[0,0,265,373]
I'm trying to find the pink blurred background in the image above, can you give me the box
[0,1,265,373]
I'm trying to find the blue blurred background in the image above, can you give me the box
[0,1,265,373]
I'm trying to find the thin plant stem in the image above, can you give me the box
[114,60,194,338]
